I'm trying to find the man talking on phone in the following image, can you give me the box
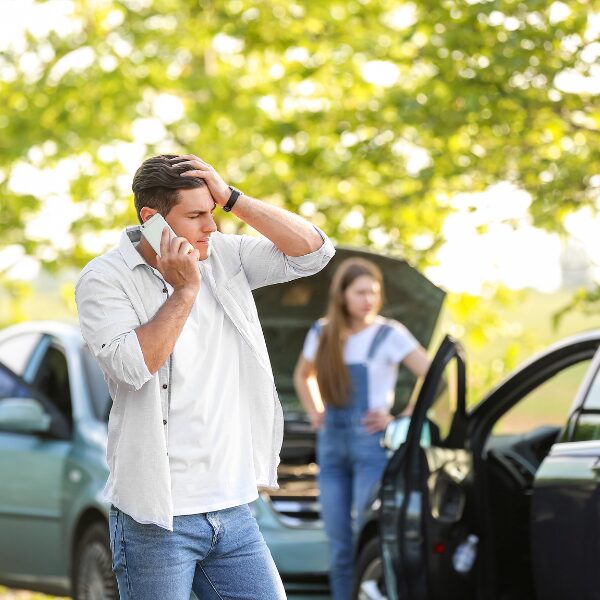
[75,154,335,599]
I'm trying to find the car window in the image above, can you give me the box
[0,363,35,399]
[493,359,592,435]
[31,343,72,426]
[426,356,461,445]
[0,363,45,434]
[581,366,600,411]
[81,345,111,421]
[570,365,600,442]
[0,332,42,376]
[572,413,600,442]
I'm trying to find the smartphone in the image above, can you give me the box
[140,213,177,257]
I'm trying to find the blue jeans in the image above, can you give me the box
[109,503,286,599]
[317,424,388,600]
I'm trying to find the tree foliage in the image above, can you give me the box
[0,0,598,273]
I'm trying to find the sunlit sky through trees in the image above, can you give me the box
[0,0,598,295]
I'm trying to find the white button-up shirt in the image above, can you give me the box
[75,225,335,530]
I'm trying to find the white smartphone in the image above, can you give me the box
[140,213,176,257]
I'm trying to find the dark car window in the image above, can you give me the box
[31,344,72,426]
[0,332,42,376]
[0,362,70,438]
[81,345,111,421]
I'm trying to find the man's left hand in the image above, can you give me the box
[170,154,231,207]
[362,409,394,434]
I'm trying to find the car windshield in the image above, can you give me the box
[81,344,112,422]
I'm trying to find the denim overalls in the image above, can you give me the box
[314,322,393,600]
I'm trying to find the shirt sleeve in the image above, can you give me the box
[387,322,419,364]
[75,269,153,392]
[302,322,322,362]
[237,226,335,290]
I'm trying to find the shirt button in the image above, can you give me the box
[162,287,168,293]
[163,419,167,425]
[162,384,168,389]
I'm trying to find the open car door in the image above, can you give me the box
[380,335,476,600]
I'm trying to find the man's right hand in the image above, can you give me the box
[156,226,201,294]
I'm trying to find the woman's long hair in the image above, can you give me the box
[315,258,384,408]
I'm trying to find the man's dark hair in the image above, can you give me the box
[132,154,206,223]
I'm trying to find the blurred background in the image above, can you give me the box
[0,0,598,593]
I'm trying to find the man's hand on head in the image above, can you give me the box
[167,152,326,257]
[169,155,231,207]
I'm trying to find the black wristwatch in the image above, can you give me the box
[223,186,242,212]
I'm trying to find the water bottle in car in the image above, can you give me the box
[452,534,478,573]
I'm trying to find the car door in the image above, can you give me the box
[452,329,600,600]
[0,335,72,583]
[531,347,600,600]
[380,335,475,600]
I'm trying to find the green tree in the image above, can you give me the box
[1,0,597,266]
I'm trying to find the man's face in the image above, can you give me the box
[164,187,218,261]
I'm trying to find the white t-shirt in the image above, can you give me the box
[162,263,258,516]
[302,316,418,412]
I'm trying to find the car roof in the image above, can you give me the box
[0,320,82,347]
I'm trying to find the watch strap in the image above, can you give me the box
[223,186,242,212]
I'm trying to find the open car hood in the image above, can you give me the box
[253,246,445,415]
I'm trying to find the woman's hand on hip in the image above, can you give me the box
[308,409,324,431]
[362,409,394,433]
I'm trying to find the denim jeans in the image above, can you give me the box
[318,422,388,600]
[317,359,389,600]
[109,503,286,599]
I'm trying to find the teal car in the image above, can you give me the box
[0,321,330,599]
[0,248,443,599]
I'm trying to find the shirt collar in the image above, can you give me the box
[119,226,147,271]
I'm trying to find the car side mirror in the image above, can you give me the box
[0,397,52,433]
[383,416,432,452]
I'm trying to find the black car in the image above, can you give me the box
[354,330,600,600]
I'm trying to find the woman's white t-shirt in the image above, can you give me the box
[302,316,418,412]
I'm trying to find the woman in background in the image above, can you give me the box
[294,257,430,600]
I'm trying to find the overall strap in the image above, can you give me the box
[367,323,393,360]
[311,321,323,335]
